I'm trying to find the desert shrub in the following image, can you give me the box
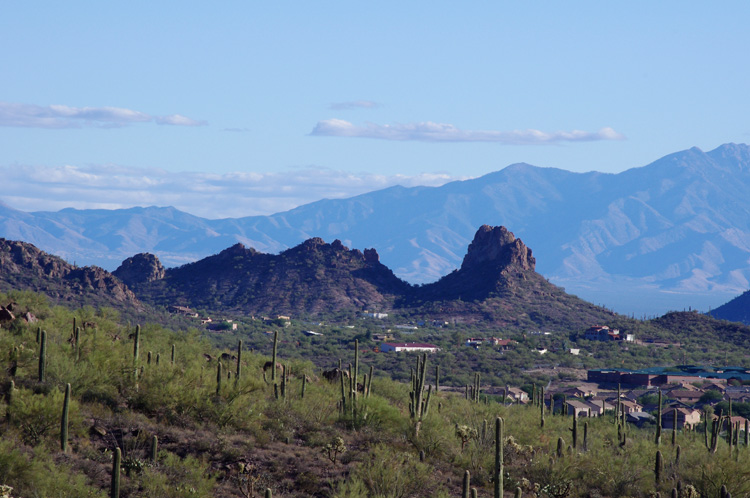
[140,452,215,498]
[0,439,104,497]
[353,444,436,498]
[9,387,80,446]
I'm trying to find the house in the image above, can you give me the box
[380,342,440,353]
[372,333,394,342]
[665,389,703,405]
[302,330,323,336]
[627,412,655,427]
[168,305,199,318]
[507,387,529,403]
[492,339,515,350]
[563,387,595,398]
[618,399,643,414]
[703,381,728,393]
[662,407,701,429]
[586,400,615,417]
[565,399,594,417]
[466,338,484,348]
[584,326,621,341]
[363,312,389,319]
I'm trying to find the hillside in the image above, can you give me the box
[708,290,750,325]
[0,290,749,497]
[4,144,750,313]
[116,225,617,328]
[0,238,141,311]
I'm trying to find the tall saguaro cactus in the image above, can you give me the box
[495,417,504,498]
[133,325,141,381]
[61,383,71,452]
[271,331,279,384]
[236,340,243,385]
[540,385,545,428]
[111,447,121,498]
[216,361,223,395]
[38,330,47,382]
[409,353,431,436]
[655,389,662,446]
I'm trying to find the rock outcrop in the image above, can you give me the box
[0,238,140,308]
[113,253,166,288]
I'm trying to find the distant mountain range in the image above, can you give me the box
[3,143,750,315]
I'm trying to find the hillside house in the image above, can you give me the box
[627,412,655,427]
[363,312,389,319]
[380,342,440,353]
[584,325,633,342]
[565,399,594,417]
[168,305,199,318]
[507,387,529,403]
[665,389,702,405]
[587,400,615,417]
[662,407,701,429]
[618,399,643,414]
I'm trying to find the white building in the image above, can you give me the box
[380,342,440,353]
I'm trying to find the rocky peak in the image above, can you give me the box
[113,253,165,288]
[460,225,535,272]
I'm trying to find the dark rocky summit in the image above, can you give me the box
[0,226,617,327]
[0,238,140,308]
[114,253,166,287]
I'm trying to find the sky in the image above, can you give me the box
[2,2,750,219]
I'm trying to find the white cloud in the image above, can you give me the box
[0,163,465,219]
[328,100,380,110]
[0,101,206,129]
[154,114,207,126]
[311,119,625,144]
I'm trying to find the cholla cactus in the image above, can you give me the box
[322,436,346,465]
[0,485,12,498]
[455,424,478,451]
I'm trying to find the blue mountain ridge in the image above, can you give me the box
[3,143,750,316]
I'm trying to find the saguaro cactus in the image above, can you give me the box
[111,447,121,498]
[61,383,71,452]
[271,331,279,383]
[133,325,141,362]
[655,389,662,446]
[540,386,545,428]
[216,361,223,395]
[38,330,47,382]
[150,435,158,461]
[495,417,504,498]
[236,340,243,384]
[409,354,431,436]
[462,470,471,498]
[571,411,578,449]
[171,344,176,365]
[655,450,663,484]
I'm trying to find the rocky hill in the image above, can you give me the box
[120,237,411,316]
[119,225,616,327]
[0,238,141,309]
[708,291,750,325]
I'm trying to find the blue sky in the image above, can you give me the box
[2,2,749,218]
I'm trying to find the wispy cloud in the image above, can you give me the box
[311,119,625,144]
[328,100,380,111]
[0,164,464,219]
[0,102,207,129]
